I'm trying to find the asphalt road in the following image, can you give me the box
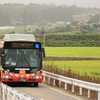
[9,82,89,100]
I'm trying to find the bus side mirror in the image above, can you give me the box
[0,50,5,57]
[42,48,45,58]
[37,48,46,57]
[1,54,6,57]
[0,51,1,57]
[0,51,2,57]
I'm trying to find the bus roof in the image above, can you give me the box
[3,34,36,41]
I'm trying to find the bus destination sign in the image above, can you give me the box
[12,43,34,48]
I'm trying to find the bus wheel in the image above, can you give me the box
[34,82,38,87]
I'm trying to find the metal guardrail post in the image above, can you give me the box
[43,70,100,100]
[43,76,45,82]
[64,83,67,90]
[53,79,55,86]
[48,78,50,84]
[59,81,61,87]
[79,87,82,95]
[72,84,74,93]
[88,89,90,98]
[1,83,37,100]
[98,92,100,100]
[2,83,5,100]
[7,87,10,100]
[14,91,17,100]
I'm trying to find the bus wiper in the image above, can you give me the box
[24,58,30,67]
[15,57,21,66]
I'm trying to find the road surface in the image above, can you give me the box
[8,83,89,100]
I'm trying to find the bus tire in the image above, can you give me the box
[34,82,38,87]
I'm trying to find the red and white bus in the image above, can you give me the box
[0,34,45,87]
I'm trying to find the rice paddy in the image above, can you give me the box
[43,47,100,80]
[45,47,100,57]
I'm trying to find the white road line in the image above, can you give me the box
[41,84,84,100]
[40,98,44,100]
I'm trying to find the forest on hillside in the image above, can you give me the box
[35,34,100,47]
[0,3,99,26]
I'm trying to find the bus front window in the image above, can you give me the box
[24,50,40,67]
[4,49,41,67]
[4,49,17,67]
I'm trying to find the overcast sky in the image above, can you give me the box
[0,0,100,8]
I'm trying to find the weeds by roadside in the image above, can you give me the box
[43,64,100,84]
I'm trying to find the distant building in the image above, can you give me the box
[66,22,71,25]
[0,26,15,30]
[25,29,35,33]
[42,26,48,31]
[56,21,66,25]
[76,23,88,27]
[47,23,55,26]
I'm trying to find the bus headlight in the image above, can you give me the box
[2,75,12,78]
[32,76,42,79]
[36,76,39,78]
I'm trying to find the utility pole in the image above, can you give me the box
[24,6,26,33]
[44,34,45,48]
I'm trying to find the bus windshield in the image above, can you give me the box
[4,49,41,67]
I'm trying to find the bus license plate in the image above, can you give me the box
[19,78,26,82]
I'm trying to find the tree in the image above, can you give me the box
[71,21,79,26]
[0,3,95,26]
[65,25,72,32]
[88,14,100,23]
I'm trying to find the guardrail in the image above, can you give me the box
[1,82,37,100]
[43,70,100,100]
[1,71,100,100]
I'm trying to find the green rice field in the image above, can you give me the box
[43,47,100,78]
[43,60,100,76]
[45,47,100,57]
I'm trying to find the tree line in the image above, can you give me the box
[0,3,99,26]
[35,34,100,47]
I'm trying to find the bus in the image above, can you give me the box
[0,34,45,87]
